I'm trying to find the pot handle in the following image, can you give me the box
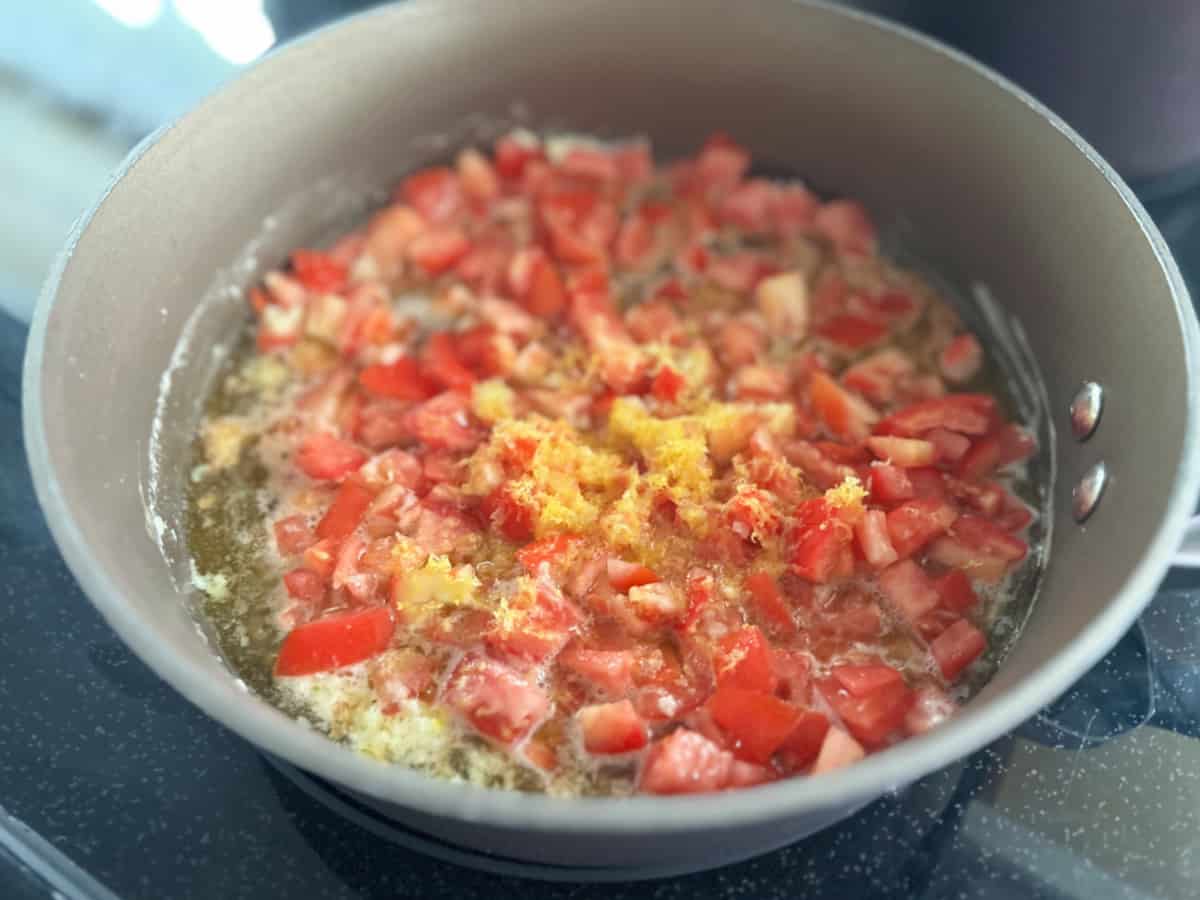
[1173,514,1200,567]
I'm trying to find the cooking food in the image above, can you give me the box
[187,131,1037,797]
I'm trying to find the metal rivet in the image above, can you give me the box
[1069,381,1104,441]
[1073,461,1108,523]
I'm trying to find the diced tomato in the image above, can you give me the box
[607,558,660,592]
[930,619,987,681]
[359,357,438,401]
[842,349,915,406]
[915,607,959,640]
[679,567,716,632]
[935,569,978,613]
[904,685,958,736]
[315,479,375,541]
[925,427,971,463]
[819,676,913,747]
[302,538,338,579]
[717,179,775,232]
[866,435,937,468]
[770,183,819,235]
[907,467,949,501]
[295,432,367,481]
[494,133,543,179]
[402,392,481,452]
[650,365,687,403]
[481,484,535,542]
[823,601,884,641]
[368,649,439,711]
[939,334,984,384]
[443,654,550,745]
[456,147,500,204]
[517,533,582,573]
[422,332,476,390]
[400,166,461,224]
[274,515,316,556]
[282,567,326,604]
[558,644,634,698]
[274,606,395,677]
[707,686,801,764]
[777,708,831,771]
[525,256,567,317]
[409,228,471,275]
[831,664,904,697]
[291,249,348,293]
[868,462,915,504]
[958,424,1036,480]
[811,726,866,773]
[577,699,648,754]
[952,515,1029,563]
[559,146,620,182]
[854,509,899,569]
[707,251,767,294]
[928,536,1010,584]
[810,371,879,441]
[817,315,888,349]
[886,499,958,558]
[877,559,940,622]
[790,498,854,583]
[995,495,1035,533]
[744,571,797,636]
[771,648,811,703]
[876,395,996,437]
[813,200,876,255]
[691,136,750,193]
[256,304,304,352]
[713,626,776,693]
[639,729,733,795]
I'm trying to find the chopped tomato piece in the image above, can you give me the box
[359,357,438,401]
[925,427,971,463]
[819,676,913,747]
[274,607,395,677]
[494,133,542,179]
[315,480,375,541]
[481,484,535,542]
[855,508,899,569]
[578,699,648,754]
[810,371,879,441]
[931,619,987,681]
[558,644,634,698]
[745,571,797,636]
[282,567,326,604]
[842,349,915,406]
[958,424,1036,480]
[368,649,439,710]
[639,729,733,795]
[790,498,854,583]
[560,146,620,182]
[777,708,831,771]
[607,558,660,592]
[886,499,958,558]
[713,626,776,693]
[400,166,460,223]
[443,654,550,745]
[274,515,316,555]
[904,685,958,736]
[456,147,500,204]
[707,686,802,764]
[291,249,348,293]
[952,515,1029,562]
[811,726,866,773]
[295,432,367,481]
[831,664,904,697]
[651,365,687,403]
[866,436,937,468]
[516,533,583,573]
[935,569,978,613]
[302,538,337,579]
[868,462,915,504]
[402,392,481,452]
[939,334,984,383]
[927,536,1010,584]
[817,315,888,349]
[408,228,471,275]
[876,395,995,437]
[877,559,940,622]
[423,332,476,390]
[813,200,876,255]
[526,256,567,317]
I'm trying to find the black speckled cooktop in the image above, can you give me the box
[4,189,1200,900]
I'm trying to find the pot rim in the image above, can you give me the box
[22,0,1200,835]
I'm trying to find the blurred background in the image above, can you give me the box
[5,0,1200,323]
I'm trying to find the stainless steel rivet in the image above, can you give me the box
[1069,381,1104,441]
[1073,461,1108,523]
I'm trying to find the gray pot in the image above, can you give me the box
[22,0,1200,879]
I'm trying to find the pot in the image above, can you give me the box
[22,0,1200,878]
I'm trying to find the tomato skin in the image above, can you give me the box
[315,480,375,541]
[274,607,395,677]
[713,626,776,693]
[359,357,438,401]
[577,699,649,754]
[776,708,831,771]
[295,433,367,481]
[707,686,802,764]
[930,619,987,681]
[876,395,996,437]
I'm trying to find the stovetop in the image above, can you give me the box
[4,6,1200,898]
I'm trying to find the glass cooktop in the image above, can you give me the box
[2,3,1200,898]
